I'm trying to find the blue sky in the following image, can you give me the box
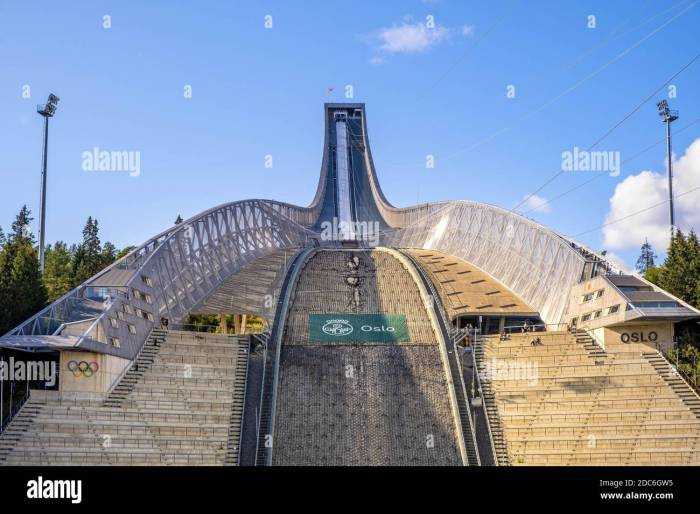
[1,0,699,269]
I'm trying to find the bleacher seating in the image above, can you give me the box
[476,331,700,465]
[0,329,248,466]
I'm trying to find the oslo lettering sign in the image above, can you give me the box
[309,314,409,343]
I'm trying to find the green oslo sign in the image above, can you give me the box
[309,314,409,343]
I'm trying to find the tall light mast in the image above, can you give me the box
[657,99,678,236]
[36,93,60,273]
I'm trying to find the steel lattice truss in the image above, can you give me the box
[2,200,316,359]
[380,201,605,324]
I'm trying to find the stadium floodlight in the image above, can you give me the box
[36,93,60,273]
[37,94,59,117]
[656,100,679,236]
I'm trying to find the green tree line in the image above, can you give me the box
[0,206,134,335]
[638,230,700,383]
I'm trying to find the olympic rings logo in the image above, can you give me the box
[67,360,99,378]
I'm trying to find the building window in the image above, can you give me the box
[607,305,620,315]
[145,312,154,322]
[123,304,133,315]
[109,337,121,348]
[127,323,136,334]
[109,317,118,328]
[135,308,144,318]
[594,290,604,299]
[594,310,602,319]
[117,311,125,321]
[141,275,153,287]
[583,293,594,302]
[144,294,153,304]
[132,289,142,301]
[635,301,677,308]
[582,313,592,322]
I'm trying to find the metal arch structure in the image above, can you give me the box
[1,200,315,359]
[379,201,611,324]
[1,102,621,359]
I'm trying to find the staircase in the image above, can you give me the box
[255,345,276,466]
[573,329,607,360]
[104,328,167,408]
[444,336,480,465]
[0,329,248,466]
[473,336,510,465]
[643,351,700,420]
[0,401,44,464]
[476,331,700,465]
[225,342,249,465]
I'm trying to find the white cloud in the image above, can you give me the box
[520,194,551,213]
[376,22,450,54]
[602,138,700,252]
[369,56,385,66]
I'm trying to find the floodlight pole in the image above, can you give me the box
[38,114,49,273]
[36,94,59,274]
[657,100,678,236]
[665,117,675,233]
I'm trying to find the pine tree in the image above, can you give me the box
[71,217,103,285]
[9,242,48,324]
[44,242,74,301]
[0,238,12,333]
[10,205,34,244]
[635,238,656,274]
[100,241,117,268]
[658,230,698,306]
[0,207,46,334]
[0,226,5,246]
[686,230,700,309]
[174,215,183,225]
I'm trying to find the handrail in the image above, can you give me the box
[231,337,249,466]
[396,249,480,466]
[261,247,316,466]
[104,327,163,399]
[658,343,700,398]
[0,383,30,435]
[471,332,500,465]
[450,338,481,466]
[253,334,268,461]
[501,322,568,334]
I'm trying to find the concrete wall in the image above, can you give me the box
[566,275,628,330]
[603,322,674,354]
[59,351,130,396]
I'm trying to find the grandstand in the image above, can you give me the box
[1,103,698,466]
[475,332,700,465]
[0,330,248,465]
